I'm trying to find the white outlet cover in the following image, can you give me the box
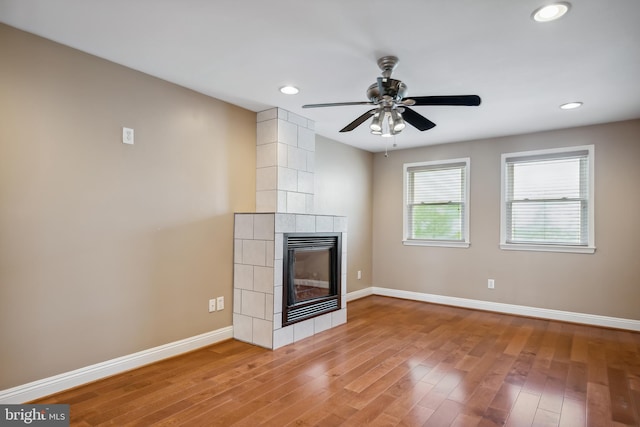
[122,127,134,145]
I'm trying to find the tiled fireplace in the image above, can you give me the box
[233,212,347,349]
[232,108,347,350]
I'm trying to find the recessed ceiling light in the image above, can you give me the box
[560,101,583,110]
[279,85,299,95]
[532,2,571,22]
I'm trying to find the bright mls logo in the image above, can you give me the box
[0,405,69,426]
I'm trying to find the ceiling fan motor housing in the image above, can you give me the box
[367,79,408,104]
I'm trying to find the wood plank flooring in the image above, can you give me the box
[34,296,640,426]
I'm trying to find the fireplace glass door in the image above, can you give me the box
[291,248,331,304]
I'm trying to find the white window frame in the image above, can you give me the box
[500,145,595,254]
[403,158,470,248]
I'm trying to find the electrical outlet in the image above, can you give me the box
[488,279,495,289]
[208,299,216,312]
[216,296,224,311]
[357,270,362,280]
[122,127,134,145]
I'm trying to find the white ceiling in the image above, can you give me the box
[2,0,639,152]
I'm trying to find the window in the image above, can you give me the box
[403,158,470,247]
[500,145,595,253]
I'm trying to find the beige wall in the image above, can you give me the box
[314,135,374,292]
[372,119,640,321]
[0,24,376,391]
[0,24,257,389]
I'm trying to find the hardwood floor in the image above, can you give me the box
[34,296,640,426]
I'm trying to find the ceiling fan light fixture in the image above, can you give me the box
[532,2,571,22]
[279,85,299,95]
[386,109,395,130]
[391,109,405,132]
[370,111,383,132]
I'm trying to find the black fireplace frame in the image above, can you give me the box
[282,232,342,326]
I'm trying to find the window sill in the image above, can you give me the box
[403,240,470,249]
[500,243,596,254]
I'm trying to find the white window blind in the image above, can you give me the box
[404,159,469,246]
[501,146,595,252]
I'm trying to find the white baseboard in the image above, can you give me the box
[0,326,233,404]
[364,286,640,332]
[346,287,374,301]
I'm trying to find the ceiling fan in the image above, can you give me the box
[302,56,481,136]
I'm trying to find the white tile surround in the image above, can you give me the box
[256,108,315,214]
[233,212,347,349]
[232,108,347,350]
